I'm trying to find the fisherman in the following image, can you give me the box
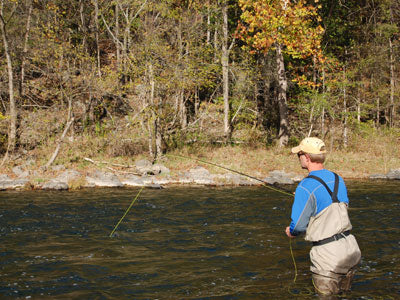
[285,137,361,296]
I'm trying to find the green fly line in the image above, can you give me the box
[110,154,299,288]
[166,153,298,283]
[289,238,298,283]
[166,154,294,197]
[109,186,144,237]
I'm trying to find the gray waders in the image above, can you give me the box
[304,173,361,296]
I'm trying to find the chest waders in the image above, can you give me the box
[305,173,361,295]
[306,173,350,246]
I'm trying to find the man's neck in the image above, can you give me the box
[307,163,324,172]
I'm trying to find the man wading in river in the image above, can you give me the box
[285,137,361,297]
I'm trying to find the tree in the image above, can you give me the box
[238,0,324,146]
[221,0,231,139]
[0,0,17,157]
[19,0,33,97]
[319,0,399,132]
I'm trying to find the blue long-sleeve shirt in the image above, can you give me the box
[289,169,349,236]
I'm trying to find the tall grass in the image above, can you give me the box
[5,113,399,180]
[165,126,399,179]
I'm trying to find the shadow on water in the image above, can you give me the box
[0,181,399,299]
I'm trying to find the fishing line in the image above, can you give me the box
[167,153,299,284]
[110,154,299,289]
[289,238,297,283]
[109,186,144,237]
[166,154,294,197]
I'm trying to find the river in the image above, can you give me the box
[0,181,399,299]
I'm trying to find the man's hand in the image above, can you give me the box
[285,226,295,238]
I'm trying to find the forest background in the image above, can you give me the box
[0,0,399,179]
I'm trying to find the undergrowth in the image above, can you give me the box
[3,116,399,180]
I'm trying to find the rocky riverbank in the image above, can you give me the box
[1,158,400,191]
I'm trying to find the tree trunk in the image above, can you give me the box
[276,44,289,146]
[221,0,231,140]
[308,55,317,137]
[147,121,154,158]
[180,91,187,129]
[308,56,319,137]
[389,37,395,127]
[155,114,162,160]
[371,74,379,127]
[79,0,88,54]
[254,82,261,126]
[321,68,325,137]
[148,64,155,158]
[19,0,33,97]
[214,17,218,61]
[307,104,314,137]
[278,0,290,145]
[115,4,121,71]
[122,6,128,82]
[376,98,380,127]
[93,0,101,77]
[45,117,75,168]
[195,88,199,116]
[357,84,361,124]
[177,20,187,129]
[343,65,348,148]
[206,0,211,44]
[0,1,17,153]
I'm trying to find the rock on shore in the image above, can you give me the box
[1,162,399,191]
[0,174,31,190]
[369,168,400,180]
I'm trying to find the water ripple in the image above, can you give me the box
[0,184,398,298]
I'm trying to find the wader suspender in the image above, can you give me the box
[306,172,340,203]
[306,172,350,246]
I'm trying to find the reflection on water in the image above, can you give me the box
[0,181,399,299]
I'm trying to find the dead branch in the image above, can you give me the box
[83,157,141,175]
[44,117,74,168]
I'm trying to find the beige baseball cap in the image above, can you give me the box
[291,137,327,154]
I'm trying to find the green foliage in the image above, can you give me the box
[95,121,106,137]
[230,96,256,129]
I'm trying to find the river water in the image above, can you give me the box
[0,181,399,299]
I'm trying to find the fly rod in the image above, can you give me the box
[166,154,294,197]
